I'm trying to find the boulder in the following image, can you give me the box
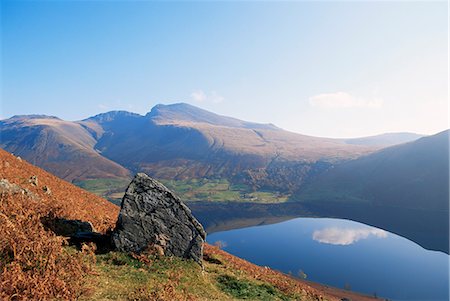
[112,173,206,264]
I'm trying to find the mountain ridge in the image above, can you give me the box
[0,103,424,195]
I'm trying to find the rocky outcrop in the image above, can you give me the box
[112,173,206,264]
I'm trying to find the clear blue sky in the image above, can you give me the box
[1,1,448,138]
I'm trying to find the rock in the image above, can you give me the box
[0,179,36,198]
[112,173,206,264]
[0,179,22,193]
[29,175,38,186]
[42,185,51,195]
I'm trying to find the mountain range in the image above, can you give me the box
[0,103,423,194]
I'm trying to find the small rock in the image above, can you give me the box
[0,179,22,194]
[3,161,10,168]
[112,173,206,264]
[42,185,51,195]
[16,156,22,161]
[29,175,38,186]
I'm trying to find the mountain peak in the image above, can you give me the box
[146,102,279,130]
[84,111,142,123]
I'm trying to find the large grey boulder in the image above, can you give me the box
[112,173,206,264]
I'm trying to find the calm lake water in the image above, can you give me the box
[206,217,449,301]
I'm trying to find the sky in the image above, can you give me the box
[1,1,448,138]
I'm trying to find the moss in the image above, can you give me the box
[216,275,290,300]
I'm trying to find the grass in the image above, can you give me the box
[161,178,288,203]
[80,248,313,301]
[216,275,290,300]
[73,178,130,205]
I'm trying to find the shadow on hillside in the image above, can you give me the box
[41,216,114,254]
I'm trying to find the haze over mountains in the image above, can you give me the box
[0,103,424,193]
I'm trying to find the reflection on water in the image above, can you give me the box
[312,227,387,245]
[189,201,449,253]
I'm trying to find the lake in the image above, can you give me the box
[204,216,449,301]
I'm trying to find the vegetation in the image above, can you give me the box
[74,178,130,205]
[216,275,289,300]
[160,178,289,203]
[0,191,94,300]
[81,246,317,301]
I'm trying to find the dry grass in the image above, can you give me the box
[0,149,119,232]
[0,191,95,300]
[0,149,117,300]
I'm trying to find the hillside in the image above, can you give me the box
[0,115,130,182]
[0,149,378,301]
[296,130,449,211]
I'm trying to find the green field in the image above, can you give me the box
[75,177,288,204]
[73,178,130,205]
[160,178,288,203]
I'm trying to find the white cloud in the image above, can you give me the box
[190,90,224,104]
[312,227,387,245]
[191,90,207,102]
[309,92,383,109]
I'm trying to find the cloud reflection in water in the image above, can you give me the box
[312,227,387,245]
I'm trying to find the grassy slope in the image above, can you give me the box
[294,131,449,211]
[0,149,378,301]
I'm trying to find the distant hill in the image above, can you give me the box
[343,132,424,147]
[296,130,449,211]
[0,115,130,182]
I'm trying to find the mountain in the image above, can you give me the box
[0,115,130,182]
[343,132,424,147]
[78,103,377,192]
[293,130,449,252]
